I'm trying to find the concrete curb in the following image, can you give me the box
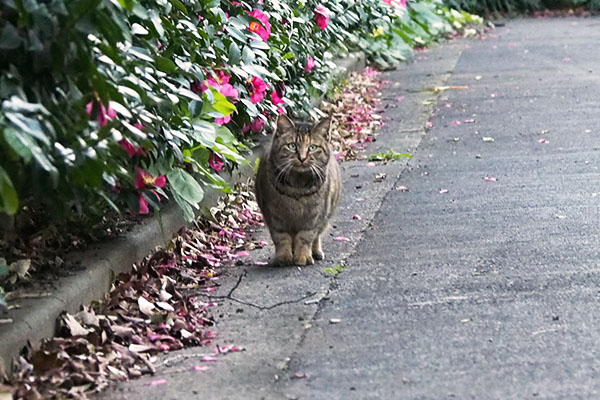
[0,52,368,372]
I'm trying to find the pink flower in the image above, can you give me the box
[86,99,116,127]
[139,195,150,214]
[247,9,271,41]
[249,76,267,104]
[314,5,330,30]
[209,153,225,172]
[271,90,284,106]
[277,107,285,114]
[214,115,231,125]
[305,56,316,73]
[135,168,166,190]
[250,117,265,132]
[198,71,239,100]
[119,139,146,158]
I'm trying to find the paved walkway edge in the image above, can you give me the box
[0,52,366,373]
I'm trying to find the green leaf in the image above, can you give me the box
[228,42,241,64]
[167,168,204,206]
[0,166,18,215]
[3,126,33,162]
[168,0,189,15]
[0,23,22,50]
[225,25,247,42]
[155,56,177,73]
[116,0,134,10]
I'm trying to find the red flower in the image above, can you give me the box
[209,153,225,172]
[135,168,166,190]
[214,115,231,125]
[249,76,267,104]
[271,90,285,106]
[86,99,116,127]
[119,139,146,158]
[305,56,316,73]
[247,9,271,41]
[250,117,265,132]
[314,5,330,30]
[194,71,239,100]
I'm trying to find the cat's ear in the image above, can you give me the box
[275,115,295,137]
[312,117,332,141]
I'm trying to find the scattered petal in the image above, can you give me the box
[332,237,350,242]
[483,177,497,182]
[482,137,495,142]
[395,96,405,102]
[352,214,362,220]
[148,379,167,386]
[201,356,218,362]
[193,365,210,372]
[329,318,341,324]
[562,57,572,62]
[425,121,434,128]
[463,119,476,123]
[450,120,462,126]
[234,251,250,258]
[396,185,409,192]
[291,373,308,379]
[439,189,449,194]
[538,138,548,144]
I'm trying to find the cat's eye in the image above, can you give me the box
[286,143,297,150]
[308,144,318,152]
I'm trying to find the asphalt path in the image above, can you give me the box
[102,17,600,399]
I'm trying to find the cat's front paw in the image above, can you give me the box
[294,253,314,266]
[273,252,294,266]
[312,249,325,260]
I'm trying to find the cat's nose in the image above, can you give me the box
[297,154,309,163]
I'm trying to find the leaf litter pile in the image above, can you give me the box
[322,67,385,162]
[0,67,386,399]
[1,184,262,399]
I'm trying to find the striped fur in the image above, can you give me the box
[255,115,342,266]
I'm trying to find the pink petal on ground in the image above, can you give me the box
[538,138,548,144]
[333,236,350,242]
[463,119,476,123]
[367,162,376,167]
[484,177,497,182]
[193,365,210,372]
[439,189,449,194]
[291,372,308,379]
[490,93,497,98]
[450,120,462,126]
[562,57,572,62]
[396,185,409,192]
[201,356,218,362]
[352,214,362,220]
[148,379,167,386]
[234,251,250,258]
[425,121,434,128]
[395,96,405,102]
[254,261,269,266]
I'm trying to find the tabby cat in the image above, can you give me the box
[255,115,342,266]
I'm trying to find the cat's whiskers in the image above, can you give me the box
[310,163,326,184]
[276,160,294,183]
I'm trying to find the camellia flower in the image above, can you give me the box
[214,115,231,126]
[209,153,225,172]
[314,5,330,30]
[250,117,265,132]
[86,99,116,127]
[119,139,146,158]
[249,76,267,104]
[247,9,271,41]
[305,56,316,73]
[197,70,239,100]
[135,168,166,215]
[271,90,285,106]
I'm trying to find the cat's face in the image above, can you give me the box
[270,115,332,180]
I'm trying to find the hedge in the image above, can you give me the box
[0,0,480,224]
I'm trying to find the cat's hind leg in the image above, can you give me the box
[293,231,315,266]
[271,231,294,266]
[311,235,324,260]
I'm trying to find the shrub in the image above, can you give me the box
[0,0,477,225]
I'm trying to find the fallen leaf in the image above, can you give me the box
[60,312,90,336]
[155,301,175,312]
[138,296,156,316]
